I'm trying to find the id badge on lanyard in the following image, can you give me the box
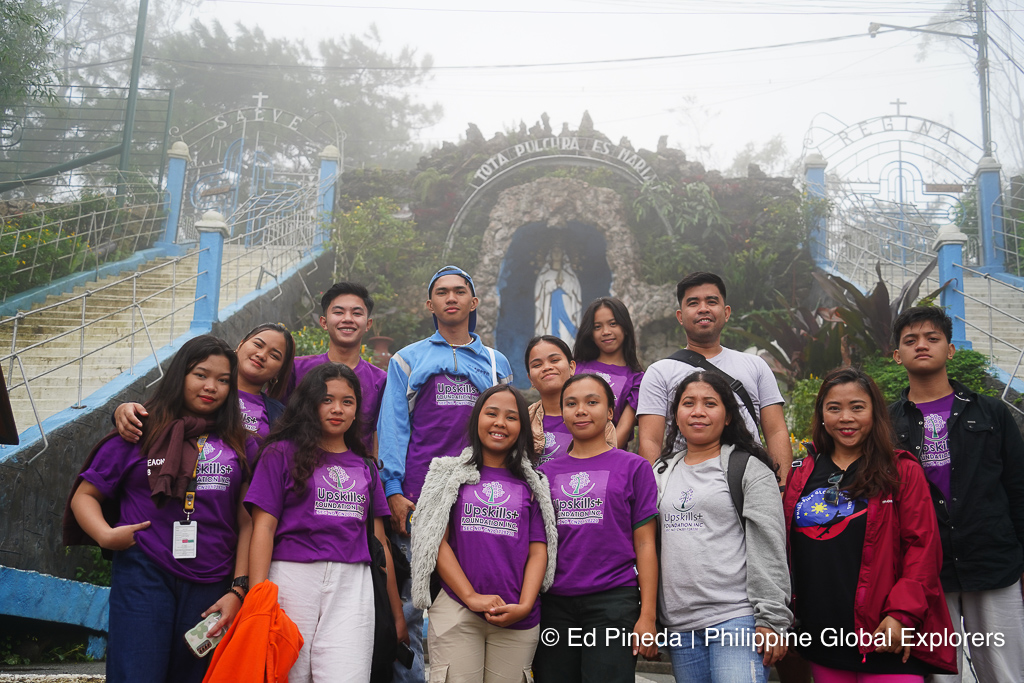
[173,434,208,561]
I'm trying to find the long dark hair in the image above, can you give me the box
[466,385,537,478]
[238,322,295,401]
[656,371,777,480]
[572,297,642,372]
[261,363,369,492]
[812,367,900,499]
[140,335,247,468]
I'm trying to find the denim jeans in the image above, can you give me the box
[667,615,769,683]
[389,528,426,683]
[106,545,230,683]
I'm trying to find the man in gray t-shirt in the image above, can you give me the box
[637,272,791,476]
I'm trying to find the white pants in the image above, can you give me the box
[269,560,374,683]
[427,590,539,683]
[931,580,1024,683]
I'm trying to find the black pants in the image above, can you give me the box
[533,585,640,683]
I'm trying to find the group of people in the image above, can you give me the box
[60,266,1024,683]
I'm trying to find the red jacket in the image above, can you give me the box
[203,581,304,683]
[783,450,957,674]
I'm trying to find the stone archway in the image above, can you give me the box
[473,176,675,381]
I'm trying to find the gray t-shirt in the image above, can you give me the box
[637,347,784,450]
[657,456,752,632]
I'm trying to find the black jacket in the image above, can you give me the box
[889,380,1024,592]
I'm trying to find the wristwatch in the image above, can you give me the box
[231,576,249,591]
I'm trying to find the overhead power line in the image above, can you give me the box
[143,30,881,72]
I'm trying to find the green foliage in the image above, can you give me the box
[292,325,330,356]
[786,376,824,441]
[0,192,163,299]
[0,631,95,665]
[813,262,941,359]
[74,547,112,587]
[330,197,432,349]
[0,0,66,111]
[861,350,996,404]
[785,351,996,442]
[633,180,727,240]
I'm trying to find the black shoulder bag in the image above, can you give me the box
[365,461,397,683]
[667,349,760,427]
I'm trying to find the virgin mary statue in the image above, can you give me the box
[534,246,581,346]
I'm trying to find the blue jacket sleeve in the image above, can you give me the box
[377,351,413,498]
[495,350,514,385]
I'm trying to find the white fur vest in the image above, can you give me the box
[410,448,558,610]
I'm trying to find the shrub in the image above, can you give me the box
[785,350,996,442]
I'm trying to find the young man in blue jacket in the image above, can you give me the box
[889,306,1024,682]
[377,265,513,682]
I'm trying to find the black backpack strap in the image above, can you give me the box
[667,349,759,427]
[727,449,750,520]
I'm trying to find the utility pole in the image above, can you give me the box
[869,0,994,157]
[975,0,993,157]
[117,0,149,200]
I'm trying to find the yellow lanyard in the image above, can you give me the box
[183,434,209,519]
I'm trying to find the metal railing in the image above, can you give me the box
[219,181,322,308]
[823,191,944,293]
[952,262,1024,413]
[1,180,168,302]
[0,250,205,454]
[994,199,1023,276]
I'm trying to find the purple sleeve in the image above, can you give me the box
[372,467,390,518]
[80,438,137,499]
[627,370,644,412]
[528,494,546,543]
[244,437,260,468]
[630,459,659,528]
[245,442,289,519]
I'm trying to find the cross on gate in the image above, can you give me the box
[890,98,907,115]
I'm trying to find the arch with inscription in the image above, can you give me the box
[172,94,344,221]
[443,137,673,256]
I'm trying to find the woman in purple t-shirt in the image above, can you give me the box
[534,374,660,683]
[572,298,644,447]
[68,335,253,683]
[526,335,615,465]
[411,384,557,683]
[247,363,405,683]
[113,322,295,442]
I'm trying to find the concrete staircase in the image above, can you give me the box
[0,245,286,435]
[961,273,1024,381]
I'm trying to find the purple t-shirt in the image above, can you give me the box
[538,415,573,465]
[573,361,644,425]
[917,393,955,505]
[245,441,390,564]
[238,390,271,439]
[404,373,480,502]
[288,355,387,452]
[443,467,547,629]
[80,434,252,582]
[539,448,658,596]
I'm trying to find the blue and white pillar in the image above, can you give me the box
[975,156,1005,273]
[317,145,341,248]
[191,211,229,332]
[804,153,830,270]
[158,141,190,252]
[933,224,972,350]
